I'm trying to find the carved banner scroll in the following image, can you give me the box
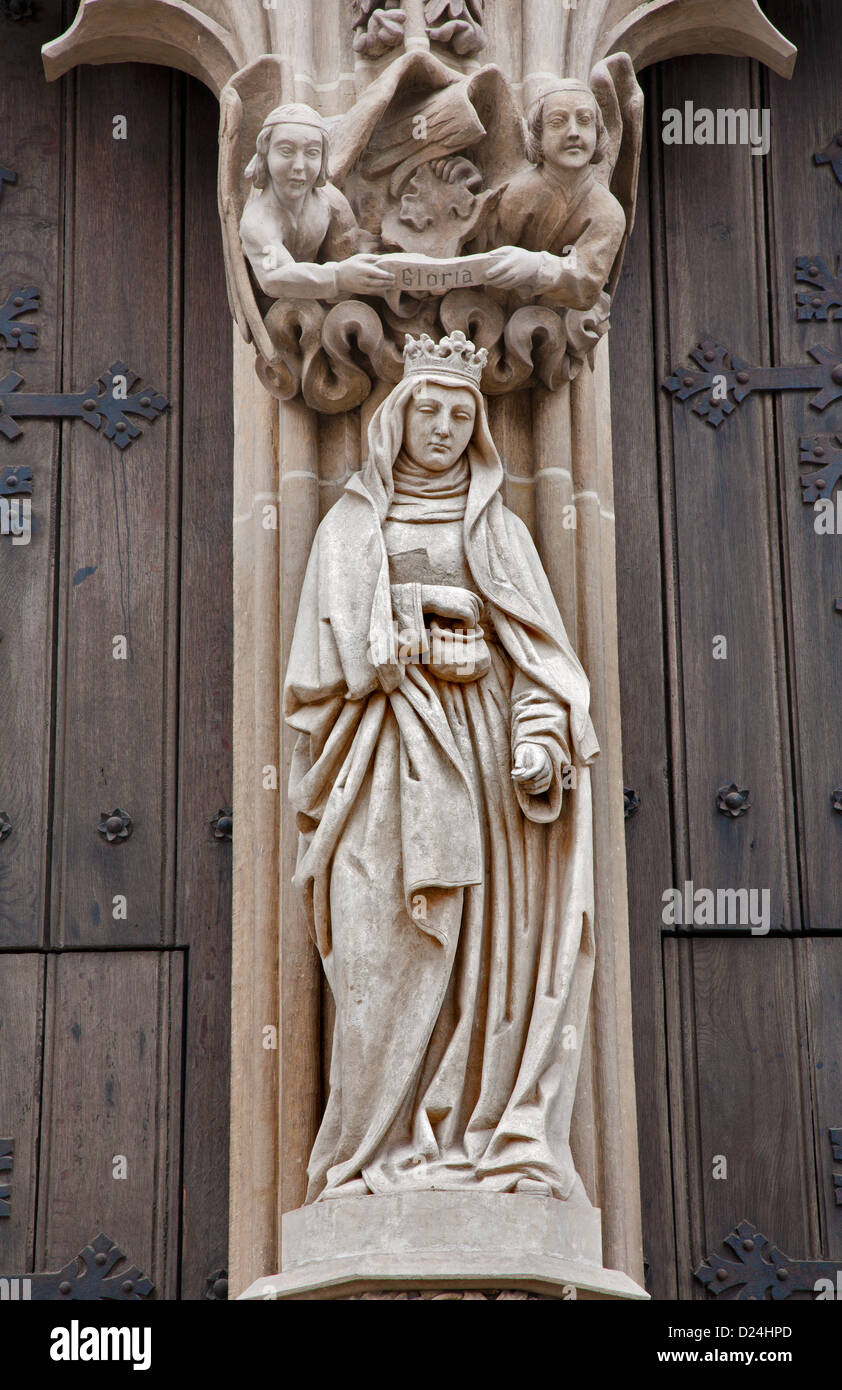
[219,50,642,413]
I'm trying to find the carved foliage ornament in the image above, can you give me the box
[352,0,487,59]
[219,51,642,414]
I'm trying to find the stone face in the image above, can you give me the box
[222,51,643,410]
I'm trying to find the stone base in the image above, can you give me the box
[238,1191,649,1301]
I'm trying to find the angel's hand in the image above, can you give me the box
[335,254,396,294]
[483,246,544,289]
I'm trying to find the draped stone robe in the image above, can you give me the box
[283,372,600,1204]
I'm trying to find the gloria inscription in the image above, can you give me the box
[220,50,642,410]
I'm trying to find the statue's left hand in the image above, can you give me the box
[511,743,553,796]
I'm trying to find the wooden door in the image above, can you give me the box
[613,0,842,1300]
[0,2,233,1300]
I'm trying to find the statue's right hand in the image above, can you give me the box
[420,585,481,628]
[335,254,396,294]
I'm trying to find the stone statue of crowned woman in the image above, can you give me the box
[283,330,599,1206]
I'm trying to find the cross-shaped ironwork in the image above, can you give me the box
[798,434,842,502]
[0,1232,153,1300]
[0,285,38,349]
[664,338,842,428]
[795,255,842,320]
[0,463,31,495]
[0,361,168,450]
[815,131,842,187]
[696,1219,842,1300]
[0,1139,11,1218]
[831,1129,842,1207]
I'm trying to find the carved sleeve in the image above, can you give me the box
[510,669,571,822]
[532,200,626,312]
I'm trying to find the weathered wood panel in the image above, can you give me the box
[51,62,180,948]
[0,0,65,947]
[680,940,815,1280]
[616,14,842,1301]
[36,951,183,1299]
[658,55,794,933]
[0,954,45,1272]
[175,75,233,1300]
[765,0,842,933]
[0,36,234,1295]
[803,939,842,1262]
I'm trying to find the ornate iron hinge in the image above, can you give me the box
[795,256,842,320]
[1,0,36,19]
[0,286,38,350]
[0,1233,154,1300]
[0,1139,11,1217]
[798,434,842,503]
[831,1129,842,1207]
[815,132,842,187]
[0,362,168,450]
[663,339,842,428]
[695,1219,842,1300]
[0,463,31,496]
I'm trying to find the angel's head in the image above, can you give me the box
[526,83,609,173]
[246,103,330,203]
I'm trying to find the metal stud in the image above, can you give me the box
[623,788,641,820]
[832,788,842,814]
[205,1268,229,1300]
[211,808,233,841]
[1,0,36,19]
[97,808,132,843]
[0,812,11,842]
[716,783,751,818]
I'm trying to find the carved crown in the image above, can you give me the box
[403,331,488,385]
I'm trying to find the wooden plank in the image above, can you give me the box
[0,0,65,946]
[609,96,679,1300]
[802,938,842,1260]
[680,938,816,1281]
[175,74,233,1300]
[36,950,183,1299]
[659,54,795,932]
[50,62,180,947]
[764,0,842,931]
[0,954,45,1273]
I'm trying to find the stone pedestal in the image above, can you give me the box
[238,1192,648,1300]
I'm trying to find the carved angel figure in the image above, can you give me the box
[480,80,628,309]
[238,102,394,301]
[284,332,598,1202]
